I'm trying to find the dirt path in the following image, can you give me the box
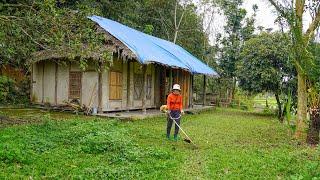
[0,115,41,128]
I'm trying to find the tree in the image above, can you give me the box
[266,0,320,140]
[306,42,320,145]
[140,0,210,58]
[0,0,210,70]
[0,0,111,69]
[217,0,257,100]
[237,32,296,120]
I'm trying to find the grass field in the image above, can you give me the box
[0,108,319,179]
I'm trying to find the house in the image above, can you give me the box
[30,15,218,113]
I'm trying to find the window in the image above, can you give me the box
[69,72,82,99]
[134,74,152,100]
[109,71,123,100]
[134,74,143,100]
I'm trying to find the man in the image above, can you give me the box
[166,84,184,141]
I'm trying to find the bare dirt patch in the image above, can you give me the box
[0,115,41,128]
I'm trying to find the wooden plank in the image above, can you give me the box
[30,64,33,102]
[54,62,58,105]
[126,61,130,111]
[42,62,45,103]
[142,65,147,114]
[98,66,103,113]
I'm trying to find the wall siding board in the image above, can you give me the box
[43,61,55,103]
[82,71,98,108]
[122,61,128,107]
[102,70,109,111]
[32,62,43,103]
[57,64,69,104]
[129,61,134,108]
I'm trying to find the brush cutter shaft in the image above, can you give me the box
[169,114,195,145]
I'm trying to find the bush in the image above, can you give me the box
[0,75,29,105]
[0,76,15,103]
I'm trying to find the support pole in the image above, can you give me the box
[190,74,194,108]
[142,65,147,114]
[163,67,167,104]
[169,69,173,90]
[98,62,103,113]
[203,75,206,106]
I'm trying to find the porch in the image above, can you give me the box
[96,105,214,120]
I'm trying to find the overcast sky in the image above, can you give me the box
[243,0,278,30]
[202,0,318,45]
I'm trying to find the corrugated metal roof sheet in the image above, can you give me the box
[88,15,218,76]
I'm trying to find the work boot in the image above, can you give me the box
[174,135,178,141]
[166,134,170,140]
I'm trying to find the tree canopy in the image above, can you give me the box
[0,0,210,70]
[238,32,296,119]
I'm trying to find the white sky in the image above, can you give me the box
[198,0,319,45]
[243,0,278,30]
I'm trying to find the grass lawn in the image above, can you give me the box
[253,95,277,109]
[0,108,319,179]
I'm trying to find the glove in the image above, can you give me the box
[181,110,185,115]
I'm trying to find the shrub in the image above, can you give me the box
[0,76,15,103]
[0,75,29,105]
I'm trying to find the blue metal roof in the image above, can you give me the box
[88,15,218,76]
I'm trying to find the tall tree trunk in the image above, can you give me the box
[275,93,283,122]
[172,0,185,44]
[307,108,320,145]
[295,71,308,139]
[173,30,178,44]
[230,77,236,100]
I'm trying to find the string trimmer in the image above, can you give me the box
[168,113,196,147]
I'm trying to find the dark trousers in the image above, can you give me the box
[166,110,181,137]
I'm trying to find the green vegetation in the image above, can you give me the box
[0,76,29,105]
[0,108,319,179]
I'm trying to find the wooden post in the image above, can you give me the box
[190,74,194,108]
[163,67,167,104]
[203,75,206,106]
[98,62,103,113]
[169,68,173,90]
[142,65,147,114]
[54,62,58,105]
[126,61,130,112]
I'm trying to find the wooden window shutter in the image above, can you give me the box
[69,72,82,99]
[134,74,143,100]
[146,75,152,99]
[109,71,123,100]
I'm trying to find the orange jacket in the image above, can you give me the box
[167,93,183,110]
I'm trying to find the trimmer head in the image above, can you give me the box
[183,138,191,143]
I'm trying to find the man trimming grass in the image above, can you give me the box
[166,84,184,141]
